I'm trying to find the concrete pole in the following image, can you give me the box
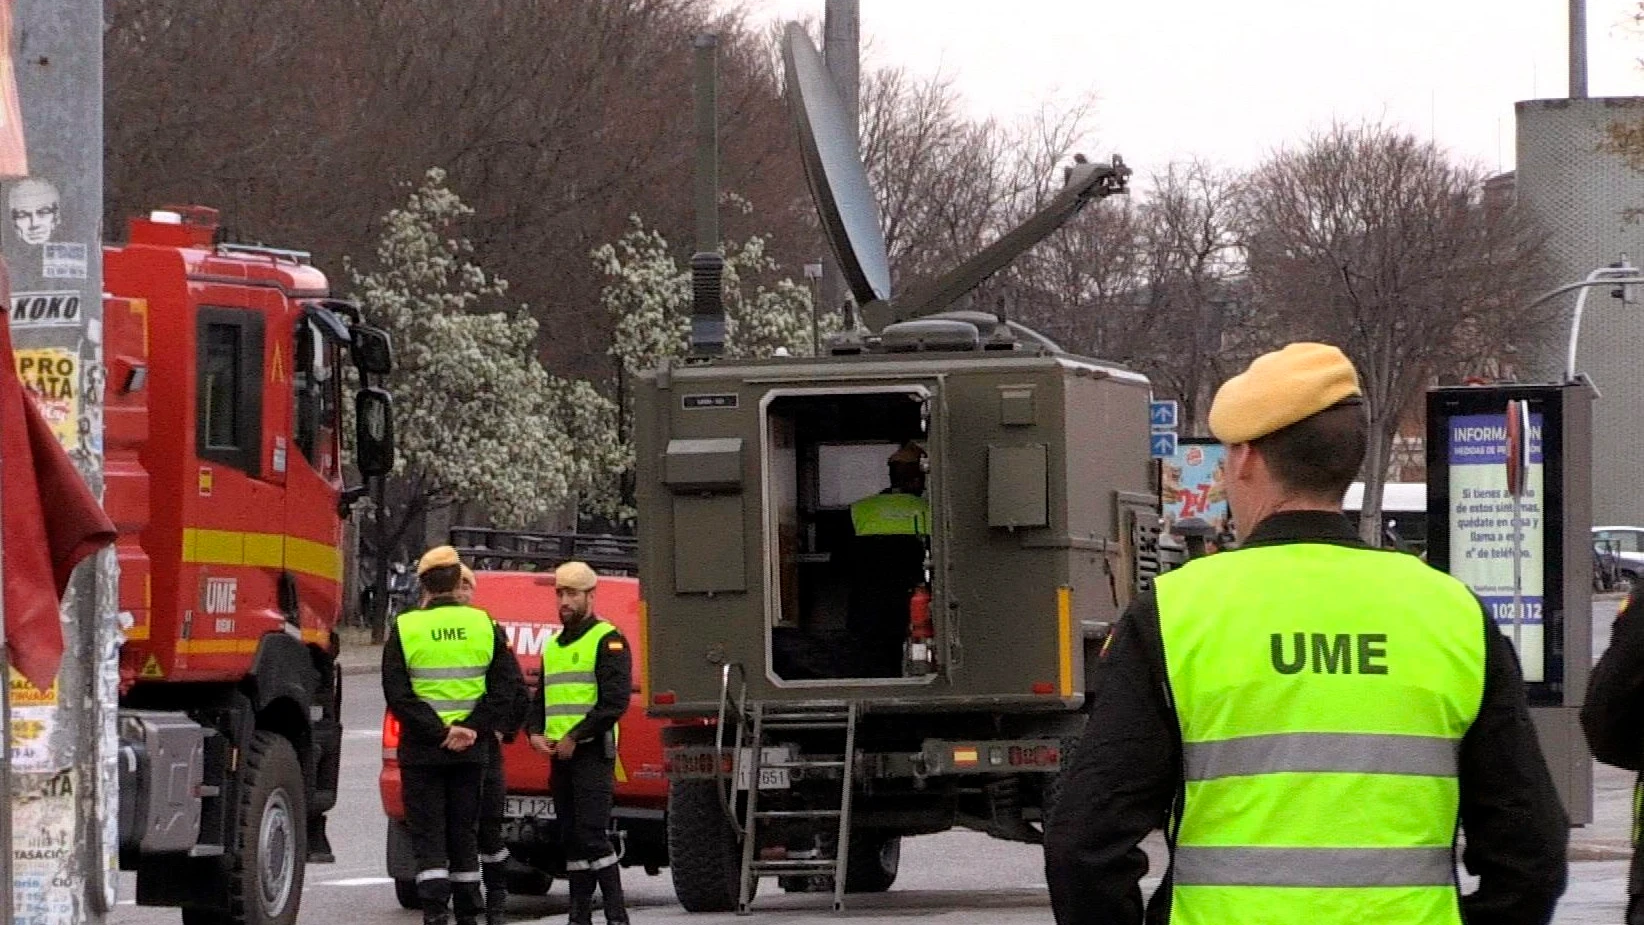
[1570,0,1588,99]
[6,2,111,923]
[822,0,861,332]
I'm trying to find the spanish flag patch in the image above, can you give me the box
[607,639,625,651]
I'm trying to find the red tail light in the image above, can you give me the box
[382,711,401,749]
[1032,681,1055,695]
[653,691,677,705]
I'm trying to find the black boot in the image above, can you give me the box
[421,899,452,925]
[453,881,484,925]
[482,862,508,925]
[567,871,596,925]
[594,863,630,925]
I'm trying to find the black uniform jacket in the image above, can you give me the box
[1043,511,1569,925]
[382,598,529,766]
[1582,585,1644,771]
[526,617,632,746]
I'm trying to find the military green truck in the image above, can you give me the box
[634,24,1160,915]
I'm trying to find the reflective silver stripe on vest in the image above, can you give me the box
[543,703,592,717]
[408,665,489,681]
[1173,846,1455,887]
[541,670,597,686]
[1183,733,1458,781]
[424,697,478,713]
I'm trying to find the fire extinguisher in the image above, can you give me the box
[905,585,934,675]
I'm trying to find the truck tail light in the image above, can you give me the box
[653,691,677,706]
[1032,681,1055,695]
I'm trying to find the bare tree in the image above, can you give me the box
[1126,162,1251,432]
[1240,123,1551,544]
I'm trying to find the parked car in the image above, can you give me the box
[379,530,668,910]
[1593,526,1644,591]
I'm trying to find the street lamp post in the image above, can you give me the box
[1546,260,1644,383]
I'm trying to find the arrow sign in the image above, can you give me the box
[1149,400,1178,430]
[1150,432,1177,459]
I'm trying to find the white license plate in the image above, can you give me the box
[504,795,555,819]
[733,749,792,791]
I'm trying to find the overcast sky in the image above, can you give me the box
[733,0,1644,178]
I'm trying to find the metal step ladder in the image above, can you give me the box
[735,700,859,914]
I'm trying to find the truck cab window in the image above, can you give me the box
[293,318,340,474]
[201,324,240,450]
[195,307,265,474]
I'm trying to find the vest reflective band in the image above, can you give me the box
[542,621,618,742]
[850,492,930,536]
[397,605,495,724]
[1155,543,1485,925]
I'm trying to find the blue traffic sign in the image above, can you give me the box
[1149,400,1178,430]
[1150,432,1177,459]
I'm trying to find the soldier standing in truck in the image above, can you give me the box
[1044,343,1568,925]
[846,441,931,677]
[385,546,523,925]
[527,561,633,925]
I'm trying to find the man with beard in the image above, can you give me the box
[527,561,632,925]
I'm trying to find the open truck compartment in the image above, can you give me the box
[638,349,1154,717]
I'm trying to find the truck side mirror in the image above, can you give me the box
[355,387,396,478]
[351,325,394,376]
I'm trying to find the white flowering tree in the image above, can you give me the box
[593,210,835,519]
[351,168,624,633]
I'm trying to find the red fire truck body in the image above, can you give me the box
[104,206,392,925]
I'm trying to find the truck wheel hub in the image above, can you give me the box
[258,789,296,916]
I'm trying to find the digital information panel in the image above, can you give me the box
[1426,383,1592,708]
[1444,412,1547,681]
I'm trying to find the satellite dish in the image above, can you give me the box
[782,22,892,306]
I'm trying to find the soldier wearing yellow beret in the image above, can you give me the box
[384,546,528,925]
[1045,343,1567,925]
[526,561,633,925]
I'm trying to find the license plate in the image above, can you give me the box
[733,749,791,791]
[504,795,555,819]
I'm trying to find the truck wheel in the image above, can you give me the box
[394,879,419,910]
[667,780,751,912]
[844,833,899,893]
[224,732,309,925]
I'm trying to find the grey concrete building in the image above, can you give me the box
[1516,97,1644,524]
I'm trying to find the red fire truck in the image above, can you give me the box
[378,530,670,909]
[105,206,394,925]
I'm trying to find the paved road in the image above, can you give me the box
[110,598,1639,924]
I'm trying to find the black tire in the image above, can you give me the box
[844,833,899,894]
[394,879,419,910]
[225,732,308,925]
[667,779,752,912]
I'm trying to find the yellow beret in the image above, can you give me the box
[459,565,476,588]
[888,441,925,465]
[1208,343,1362,444]
[416,545,462,575]
[554,561,599,592]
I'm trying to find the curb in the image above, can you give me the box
[1570,842,1634,862]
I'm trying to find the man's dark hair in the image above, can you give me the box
[1250,402,1367,499]
[420,564,462,595]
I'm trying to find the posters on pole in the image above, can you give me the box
[12,346,76,445]
[1446,413,1546,682]
[7,669,56,773]
[1160,440,1229,538]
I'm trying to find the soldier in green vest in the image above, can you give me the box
[384,546,525,925]
[1044,343,1568,924]
[526,561,632,925]
[846,441,931,677]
